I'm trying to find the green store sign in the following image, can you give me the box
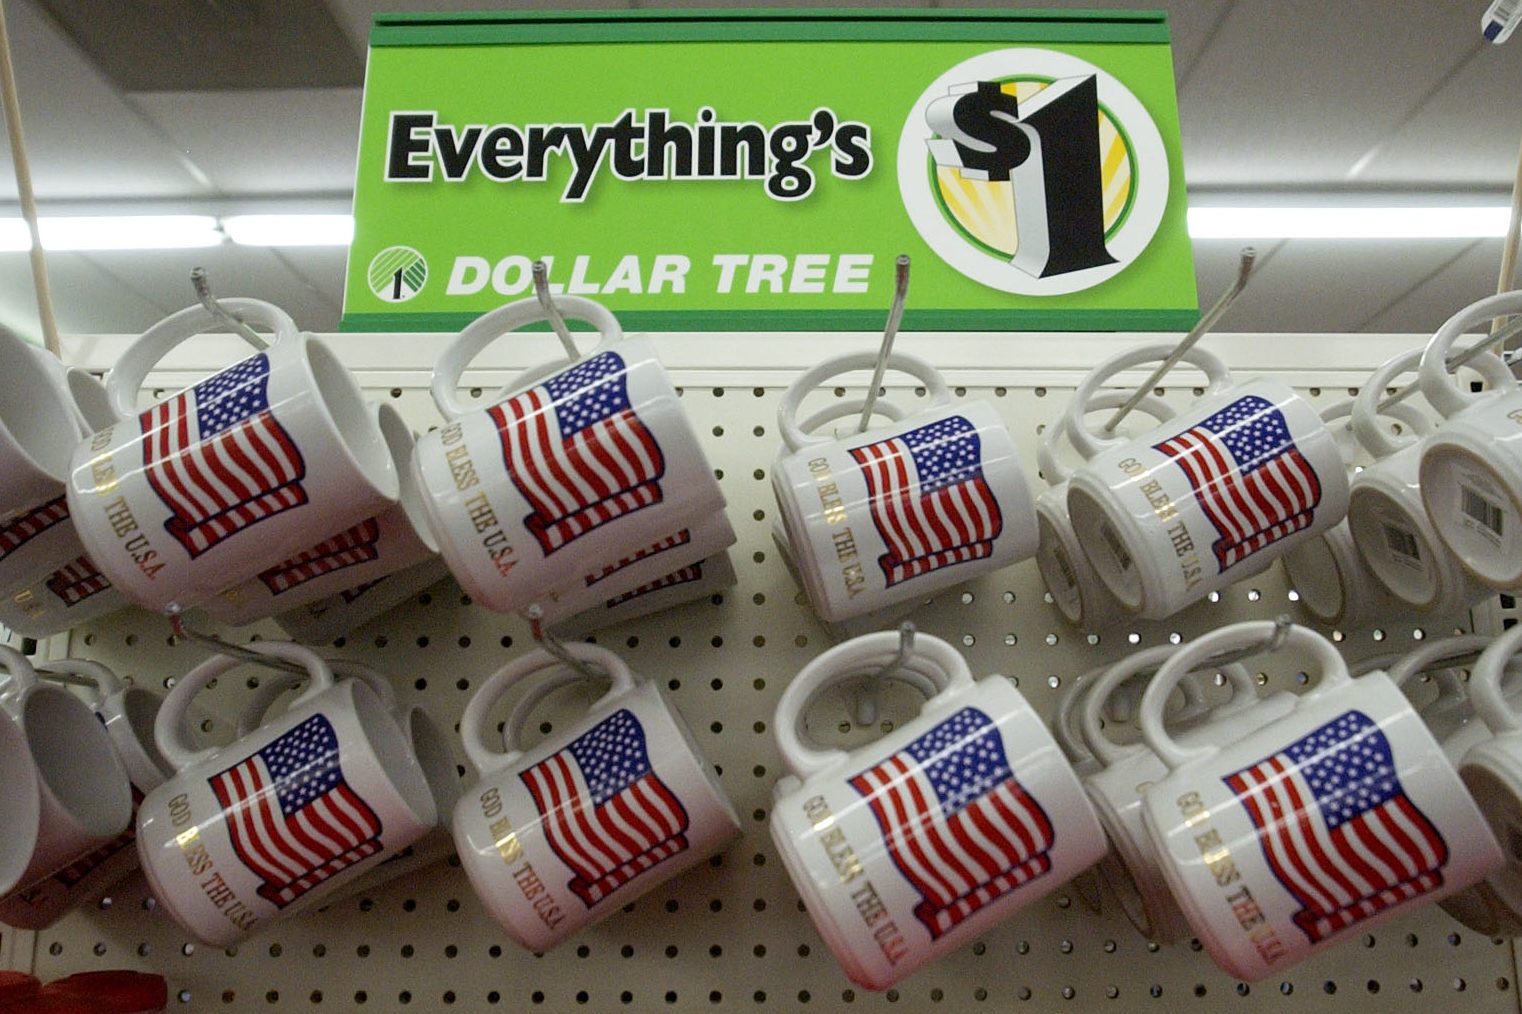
[343,9,1198,332]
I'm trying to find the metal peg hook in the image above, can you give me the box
[524,604,606,679]
[1102,247,1257,434]
[531,260,582,364]
[853,622,916,726]
[167,616,314,678]
[1357,313,1522,423]
[1198,614,1294,670]
[190,267,268,352]
[857,255,912,434]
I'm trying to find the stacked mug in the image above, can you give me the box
[1064,352,1351,619]
[1344,347,1507,618]
[0,329,130,636]
[65,301,401,623]
[1036,342,1229,630]
[771,350,1036,625]
[411,295,732,624]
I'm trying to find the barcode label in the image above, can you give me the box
[1463,486,1506,538]
[1382,524,1421,562]
[1101,523,1133,571]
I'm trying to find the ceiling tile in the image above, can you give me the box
[1195,238,1476,333]
[0,0,209,200]
[1359,239,1505,334]
[130,90,363,196]
[1178,1,1483,187]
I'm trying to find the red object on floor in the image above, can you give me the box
[39,971,166,1013]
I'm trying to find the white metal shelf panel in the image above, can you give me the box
[7,333,1518,1012]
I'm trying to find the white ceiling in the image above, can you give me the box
[0,0,1518,338]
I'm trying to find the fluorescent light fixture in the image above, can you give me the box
[1188,206,1510,239]
[0,215,224,251]
[223,214,354,246]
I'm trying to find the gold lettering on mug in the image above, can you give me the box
[439,433,516,579]
[1175,791,1284,965]
[808,459,866,598]
[479,789,563,929]
[167,794,260,933]
[802,796,905,967]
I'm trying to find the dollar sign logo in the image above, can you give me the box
[925,76,1116,278]
[939,81,1030,181]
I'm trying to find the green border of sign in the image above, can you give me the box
[345,9,1196,333]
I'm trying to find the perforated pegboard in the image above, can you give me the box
[6,330,1520,1012]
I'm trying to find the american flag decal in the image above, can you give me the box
[45,557,112,608]
[0,496,69,562]
[1153,395,1322,572]
[487,351,666,557]
[849,707,1055,940]
[606,563,704,608]
[258,519,383,596]
[849,415,1004,588]
[141,353,309,559]
[520,708,689,908]
[209,713,383,909]
[1224,710,1449,944]
[584,529,691,587]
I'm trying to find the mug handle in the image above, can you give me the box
[774,631,975,782]
[1320,396,1433,468]
[776,351,950,454]
[105,300,299,422]
[155,642,335,772]
[1064,342,1233,462]
[459,644,637,778]
[1138,622,1351,770]
[34,658,125,708]
[0,644,39,697]
[1052,668,1103,763]
[430,295,623,422]
[1039,388,1177,487]
[1467,624,1522,735]
[233,659,400,738]
[1419,291,1522,420]
[1078,643,1257,767]
[1354,346,1512,458]
[1386,634,1492,704]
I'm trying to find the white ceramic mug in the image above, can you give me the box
[136,641,437,945]
[1039,342,1230,630]
[1067,363,1350,620]
[1136,622,1501,980]
[0,327,80,524]
[1417,292,1522,590]
[272,558,452,646]
[414,296,724,615]
[233,659,463,907]
[0,658,171,930]
[1347,348,1506,615]
[0,646,132,900]
[453,644,739,951]
[200,402,439,628]
[1281,397,1433,626]
[1080,645,1291,945]
[770,631,1105,990]
[773,351,1035,624]
[67,300,399,615]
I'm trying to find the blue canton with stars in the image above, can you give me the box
[1194,395,1297,473]
[902,707,1013,816]
[1278,710,1401,831]
[258,714,345,814]
[566,709,653,808]
[543,352,633,437]
[896,415,985,495]
[192,353,274,438]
